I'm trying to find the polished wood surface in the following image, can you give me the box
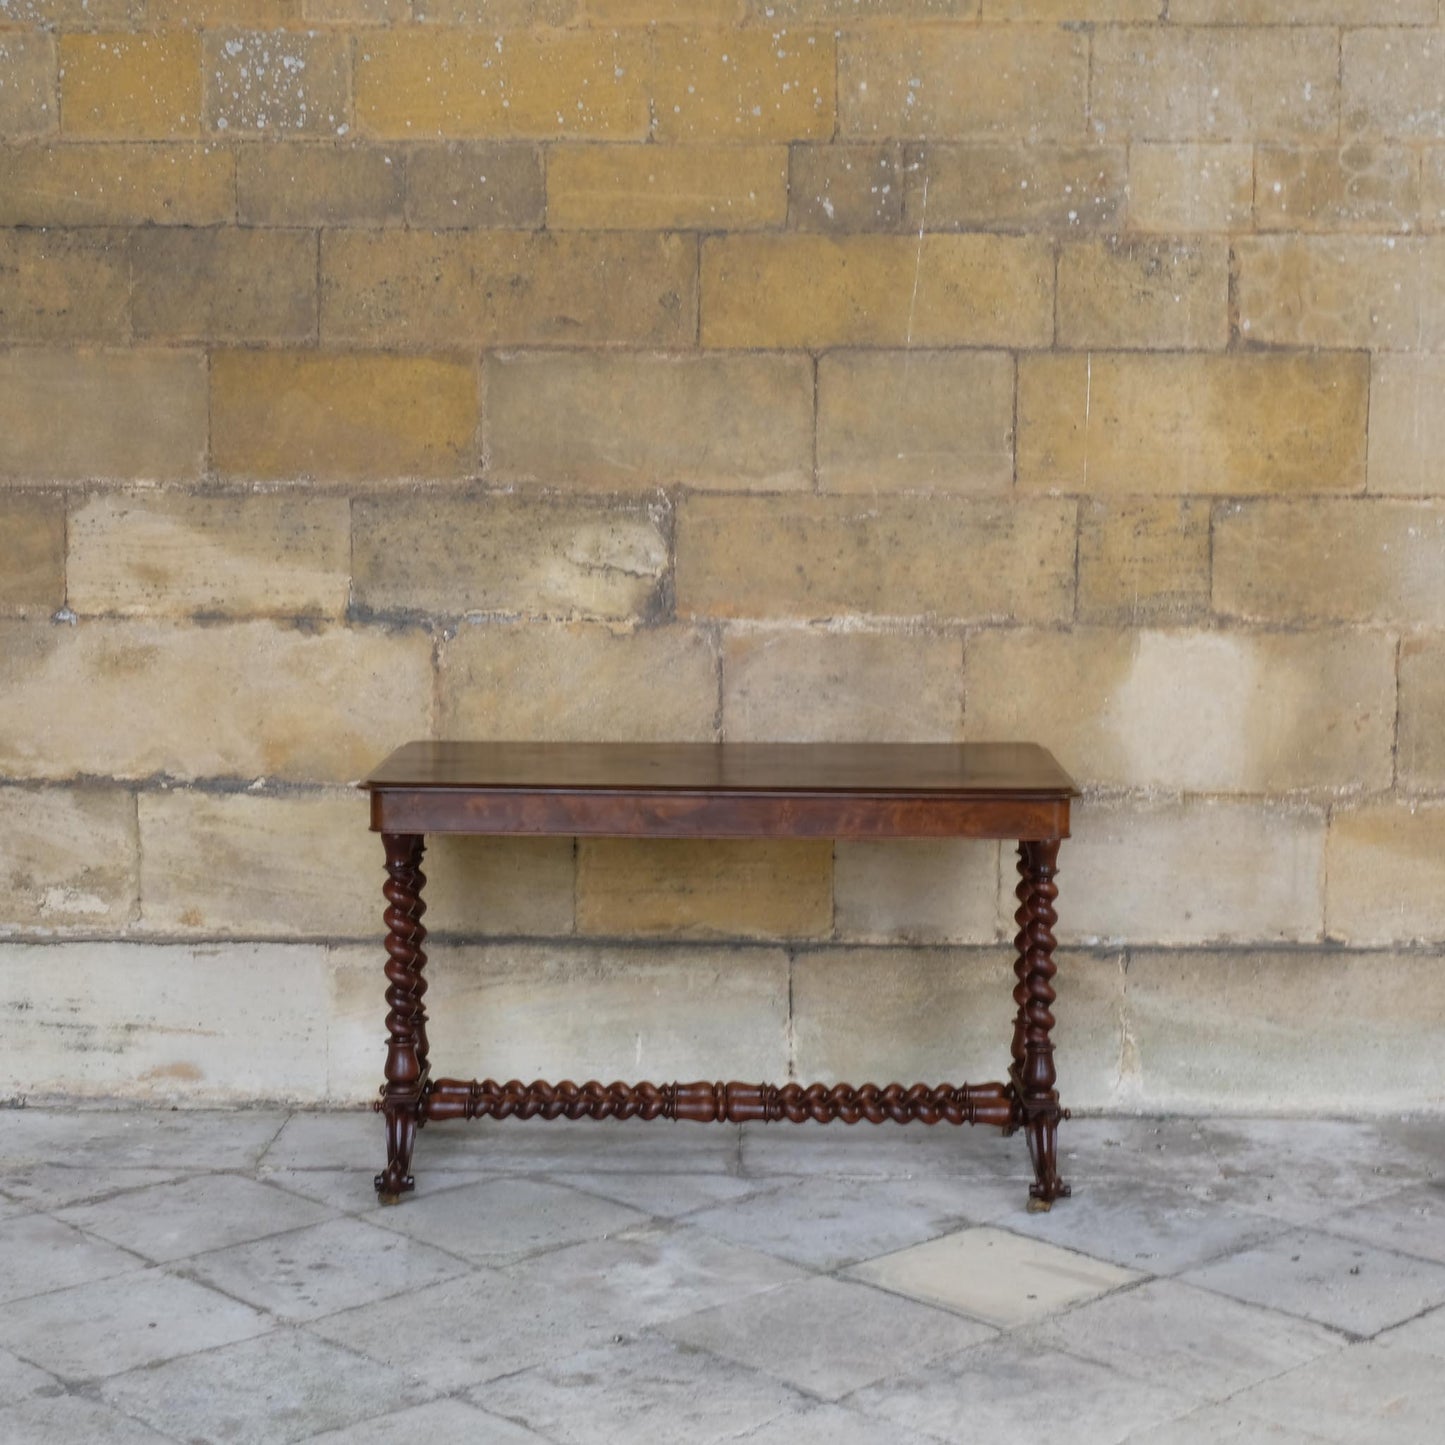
[366,740,1078,795]
[363,743,1075,1211]
[364,742,1076,841]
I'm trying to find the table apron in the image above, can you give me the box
[369,788,1070,840]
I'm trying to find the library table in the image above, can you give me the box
[361,741,1078,1211]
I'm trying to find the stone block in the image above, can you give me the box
[966,628,1396,793]
[1061,798,1326,946]
[352,494,669,619]
[322,230,696,347]
[1214,499,1445,626]
[1057,238,1229,350]
[905,143,1126,232]
[838,27,1087,140]
[577,839,832,940]
[1077,498,1211,625]
[130,228,316,343]
[1367,356,1445,496]
[211,350,479,482]
[834,840,1002,945]
[0,143,233,226]
[439,622,717,742]
[354,30,649,139]
[1327,804,1445,945]
[0,495,65,617]
[1017,352,1368,495]
[816,350,1013,493]
[237,143,405,226]
[404,143,544,229]
[487,352,812,491]
[1255,146,1419,233]
[60,30,200,138]
[789,144,903,232]
[67,492,351,619]
[0,619,432,782]
[327,942,789,1098]
[1092,27,1337,141]
[721,629,964,742]
[676,494,1076,623]
[202,30,350,137]
[0,349,207,482]
[1344,28,1445,138]
[1126,143,1253,233]
[0,35,56,138]
[0,943,329,1100]
[0,786,137,932]
[1399,639,1445,792]
[700,234,1054,348]
[548,143,786,231]
[0,230,129,343]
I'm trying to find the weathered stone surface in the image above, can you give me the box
[352,494,669,620]
[1058,239,1229,350]
[834,840,1002,945]
[1017,353,1368,495]
[577,840,832,940]
[792,946,1123,1113]
[1062,798,1325,946]
[0,35,56,137]
[1327,804,1445,945]
[1399,639,1445,792]
[67,493,351,620]
[721,630,964,742]
[839,28,1087,140]
[486,352,812,491]
[137,790,574,938]
[412,0,574,18]
[237,144,405,226]
[905,143,1126,232]
[1424,148,1445,229]
[1344,28,1445,139]
[653,28,834,143]
[549,143,784,231]
[439,623,717,742]
[0,229,129,343]
[130,228,316,343]
[1214,500,1445,627]
[1092,27,1337,141]
[0,1,147,25]
[700,234,1054,348]
[60,30,200,137]
[1367,356,1445,496]
[0,620,431,782]
[0,143,233,226]
[0,943,329,1100]
[322,231,696,347]
[677,495,1076,623]
[202,30,350,137]
[1256,146,1419,233]
[817,350,1013,493]
[0,787,137,932]
[1235,237,1445,349]
[966,629,1396,793]
[0,495,65,617]
[1077,499,1211,625]
[211,350,479,482]
[354,30,649,139]
[1126,143,1253,233]
[1126,948,1445,1115]
[327,942,789,1098]
[405,143,544,229]
[0,349,207,482]
[790,145,903,232]
[1174,1,1435,18]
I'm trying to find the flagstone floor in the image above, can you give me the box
[2,1107,1444,1443]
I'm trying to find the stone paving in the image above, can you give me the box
[2,1109,1445,1443]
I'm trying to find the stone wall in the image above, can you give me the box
[2,0,1443,1113]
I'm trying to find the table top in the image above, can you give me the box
[363,741,1077,798]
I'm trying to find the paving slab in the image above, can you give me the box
[0,1395,175,1445]
[734,1401,945,1445]
[1316,1182,1445,1265]
[0,1212,142,1306]
[303,1397,552,1444]
[0,1108,287,1171]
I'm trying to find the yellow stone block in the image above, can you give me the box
[61,31,201,138]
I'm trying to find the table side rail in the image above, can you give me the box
[368,786,1071,840]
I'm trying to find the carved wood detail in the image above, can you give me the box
[424,1077,1018,1128]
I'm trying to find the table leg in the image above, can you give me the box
[1014,839,1070,1212]
[375,831,429,1205]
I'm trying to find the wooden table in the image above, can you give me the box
[361,741,1078,1212]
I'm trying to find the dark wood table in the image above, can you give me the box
[361,741,1078,1211]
